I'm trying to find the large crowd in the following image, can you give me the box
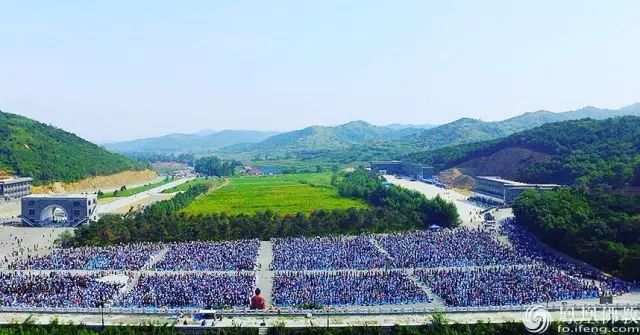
[500,219,630,295]
[2,218,632,310]
[271,236,390,270]
[416,266,601,307]
[118,273,254,308]
[273,271,429,307]
[10,243,163,270]
[375,228,529,268]
[154,240,259,271]
[0,272,123,308]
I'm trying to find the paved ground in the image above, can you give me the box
[384,175,486,228]
[256,241,274,306]
[0,226,72,268]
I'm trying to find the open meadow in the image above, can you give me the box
[182,173,368,215]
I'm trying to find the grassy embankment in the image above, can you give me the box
[162,177,223,193]
[99,177,172,198]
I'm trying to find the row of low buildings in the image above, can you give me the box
[370,161,434,179]
[0,177,33,201]
[472,176,560,205]
[370,161,560,205]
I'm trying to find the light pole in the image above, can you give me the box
[99,292,105,330]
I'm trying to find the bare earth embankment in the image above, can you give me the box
[31,170,158,194]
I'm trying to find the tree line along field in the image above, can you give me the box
[182,173,369,215]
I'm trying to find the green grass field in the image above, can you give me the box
[182,173,368,215]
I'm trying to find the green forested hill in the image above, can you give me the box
[219,120,421,158]
[248,103,640,165]
[409,116,640,188]
[0,111,145,184]
[401,103,640,152]
[411,116,640,280]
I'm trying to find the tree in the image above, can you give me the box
[194,156,241,176]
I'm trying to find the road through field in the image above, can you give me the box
[96,177,193,216]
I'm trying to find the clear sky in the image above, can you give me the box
[1,1,639,142]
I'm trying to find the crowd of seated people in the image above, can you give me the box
[416,266,601,307]
[154,239,259,271]
[500,219,630,295]
[10,243,163,270]
[375,228,529,268]
[117,273,254,308]
[0,272,123,308]
[273,271,429,307]
[271,236,390,270]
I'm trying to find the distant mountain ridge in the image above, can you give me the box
[0,110,144,184]
[218,120,423,157]
[402,103,640,151]
[103,129,279,155]
[103,103,640,162]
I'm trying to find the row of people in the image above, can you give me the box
[273,271,429,307]
[416,266,601,307]
[467,196,503,208]
[117,273,254,308]
[0,272,123,308]
[271,236,389,270]
[11,243,163,270]
[154,239,259,271]
[375,228,530,268]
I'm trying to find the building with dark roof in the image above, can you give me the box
[370,161,434,179]
[473,176,560,205]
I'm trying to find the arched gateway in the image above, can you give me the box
[21,194,97,227]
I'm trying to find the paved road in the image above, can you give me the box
[384,175,488,228]
[96,177,193,216]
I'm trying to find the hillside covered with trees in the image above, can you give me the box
[407,116,640,281]
[410,116,640,188]
[513,189,640,280]
[0,111,145,184]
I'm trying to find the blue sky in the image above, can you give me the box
[1,0,639,142]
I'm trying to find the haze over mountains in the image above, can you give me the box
[104,103,640,161]
[103,130,278,155]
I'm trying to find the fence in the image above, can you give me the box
[1,303,639,317]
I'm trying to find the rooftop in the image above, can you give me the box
[0,177,34,184]
[476,176,560,187]
[22,194,96,199]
